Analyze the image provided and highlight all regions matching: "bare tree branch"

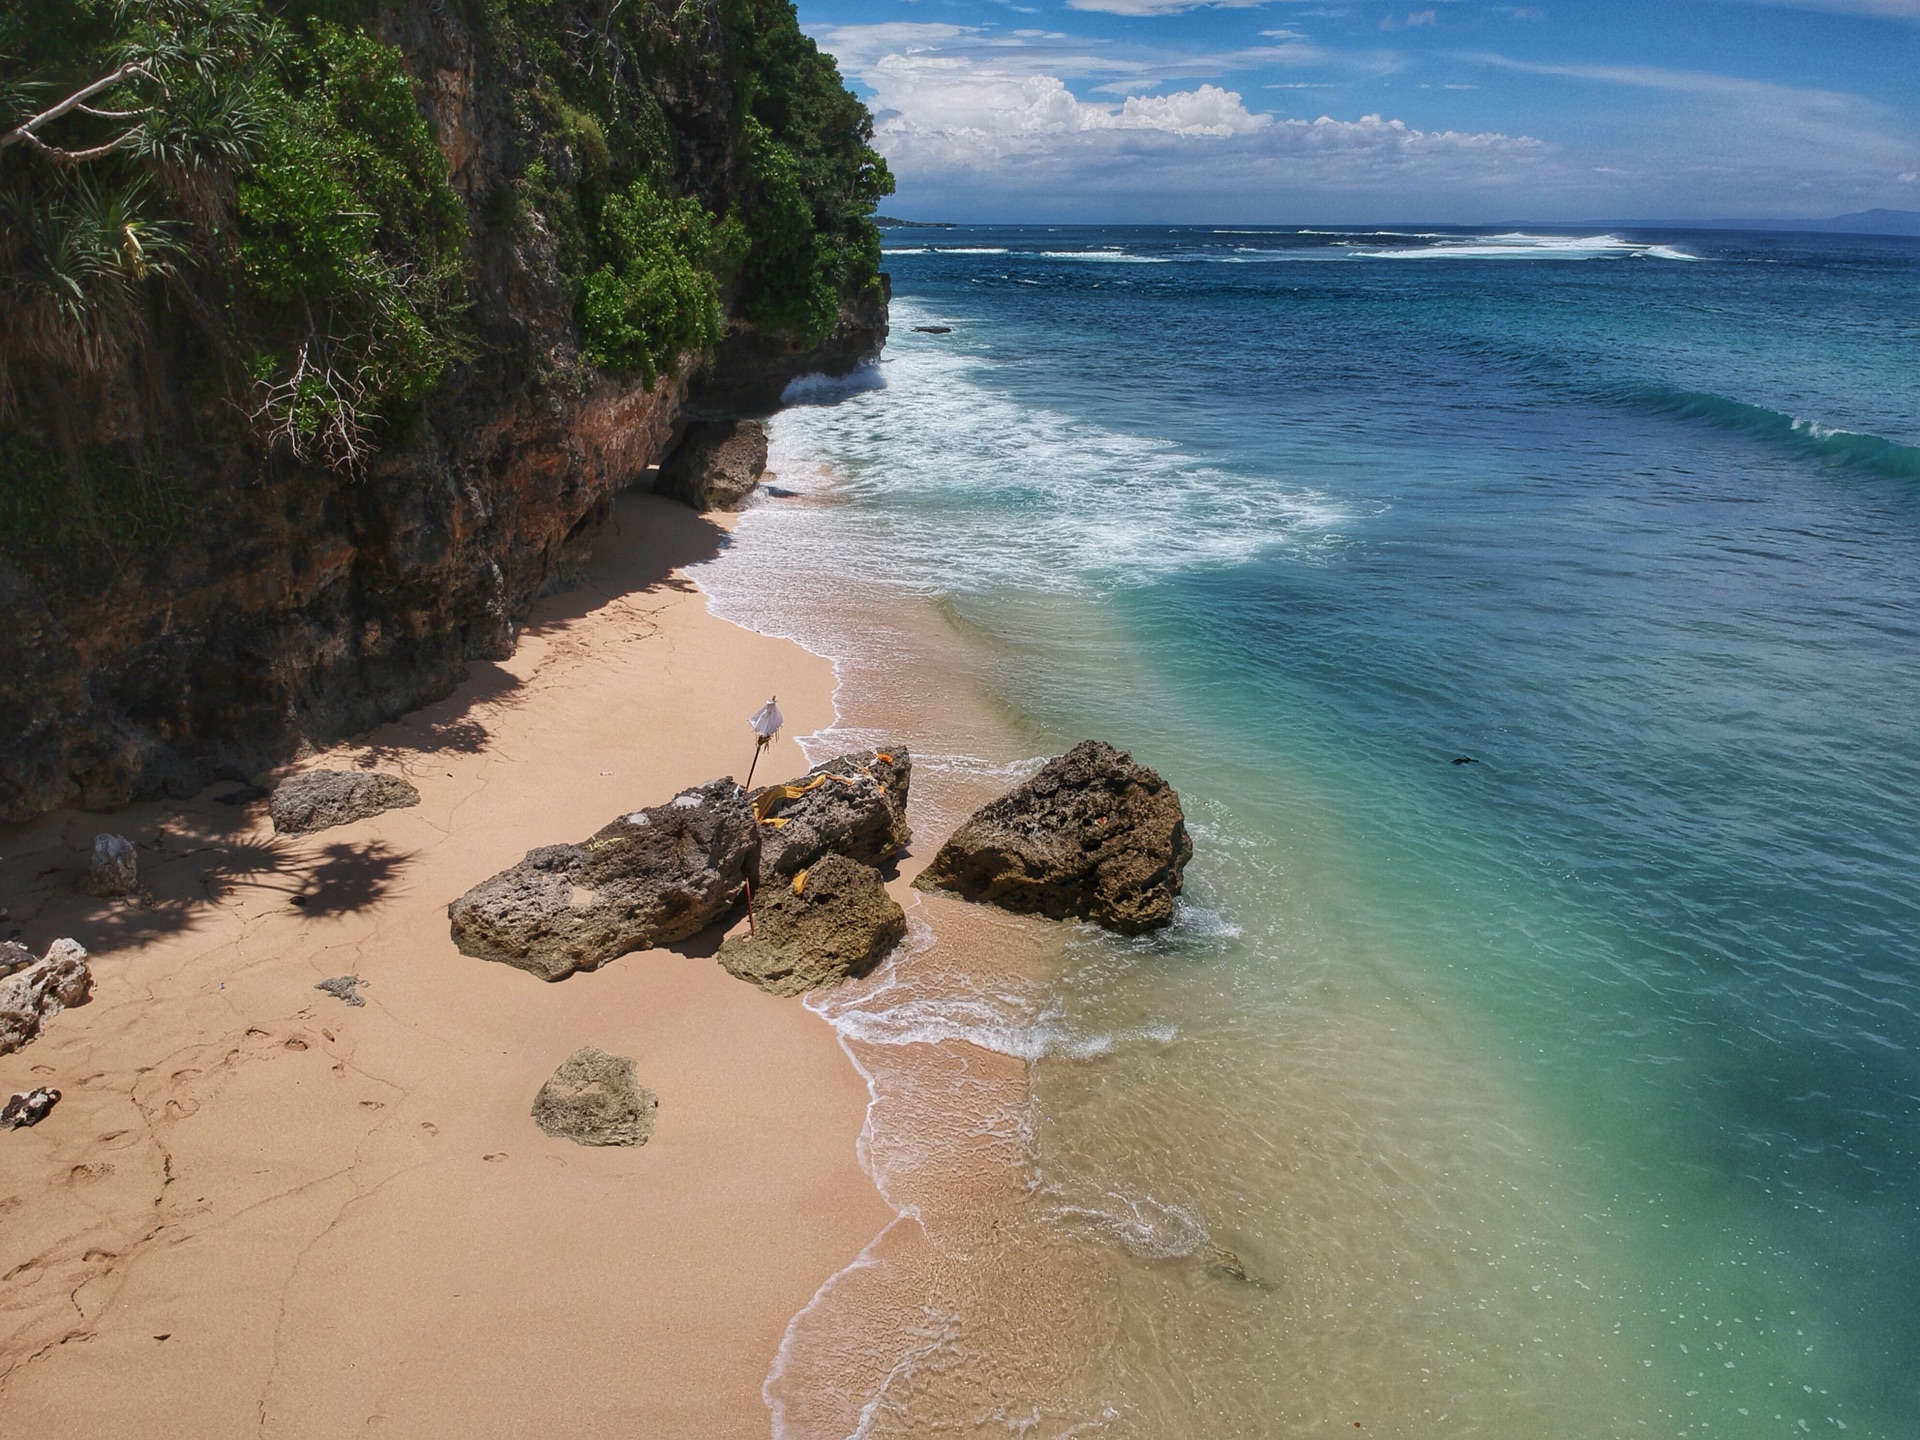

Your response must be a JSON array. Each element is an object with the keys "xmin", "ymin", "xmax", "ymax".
[{"xmin": 1, "ymin": 62, "xmax": 159, "ymax": 152}]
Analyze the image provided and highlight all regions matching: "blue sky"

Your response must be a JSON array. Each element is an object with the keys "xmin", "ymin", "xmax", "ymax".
[{"xmin": 794, "ymin": 0, "xmax": 1920, "ymax": 222}]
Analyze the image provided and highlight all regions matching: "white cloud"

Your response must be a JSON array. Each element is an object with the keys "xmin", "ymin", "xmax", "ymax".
[
  {"xmin": 862, "ymin": 54, "xmax": 1271, "ymax": 165},
  {"xmin": 818, "ymin": 21, "xmax": 1329, "ymax": 90}
]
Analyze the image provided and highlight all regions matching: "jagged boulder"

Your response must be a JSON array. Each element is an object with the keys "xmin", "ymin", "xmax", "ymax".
[
  {"xmin": 720, "ymin": 854, "xmax": 906, "ymax": 997},
  {"xmin": 655, "ymin": 419, "xmax": 768, "ymax": 511},
  {"xmin": 531, "ymin": 1047, "xmax": 657, "ymax": 1146},
  {"xmin": 753, "ymin": 747, "xmax": 912, "ymax": 883},
  {"xmin": 0, "ymin": 938, "xmax": 93, "ymax": 1057},
  {"xmin": 270, "ymin": 770, "xmax": 421, "ymax": 836},
  {"xmin": 0, "ymin": 940, "xmax": 34, "ymax": 978},
  {"xmin": 81, "ymin": 833, "xmax": 139, "ymax": 896},
  {"xmin": 915, "ymin": 740, "xmax": 1191, "ymax": 934},
  {"xmin": 448, "ymin": 779, "xmax": 758, "ymax": 981}
]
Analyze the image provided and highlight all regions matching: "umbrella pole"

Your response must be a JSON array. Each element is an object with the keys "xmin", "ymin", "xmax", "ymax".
[
  {"xmin": 745, "ymin": 735, "xmax": 768, "ymax": 791},
  {"xmin": 744, "ymin": 875, "xmax": 756, "ymax": 937}
]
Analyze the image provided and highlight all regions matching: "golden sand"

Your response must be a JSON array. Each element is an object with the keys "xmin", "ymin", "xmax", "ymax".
[{"xmin": 0, "ymin": 493, "xmax": 894, "ymax": 1439}]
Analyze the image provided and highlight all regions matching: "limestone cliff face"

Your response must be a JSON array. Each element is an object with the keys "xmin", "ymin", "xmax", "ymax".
[{"xmin": 0, "ymin": 5, "xmax": 886, "ymax": 824}]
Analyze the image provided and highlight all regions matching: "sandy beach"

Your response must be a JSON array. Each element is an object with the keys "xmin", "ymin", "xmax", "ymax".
[{"xmin": 0, "ymin": 492, "xmax": 896, "ymax": 1438}]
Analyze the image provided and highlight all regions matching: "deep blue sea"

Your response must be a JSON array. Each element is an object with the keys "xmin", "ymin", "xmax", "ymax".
[{"xmin": 698, "ymin": 225, "xmax": 1920, "ymax": 1438}]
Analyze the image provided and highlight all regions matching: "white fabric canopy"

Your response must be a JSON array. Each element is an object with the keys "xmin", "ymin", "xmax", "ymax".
[{"xmin": 750, "ymin": 698, "xmax": 784, "ymax": 740}]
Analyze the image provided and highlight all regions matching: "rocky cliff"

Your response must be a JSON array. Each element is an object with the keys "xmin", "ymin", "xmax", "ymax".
[{"xmin": 0, "ymin": 1, "xmax": 888, "ymax": 823}]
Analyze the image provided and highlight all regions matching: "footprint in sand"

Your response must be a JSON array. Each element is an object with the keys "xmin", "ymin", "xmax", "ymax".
[
  {"xmin": 283, "ymin": 1037, "xmax": 308, "ymax": 1051},
  {"xmin": 358, "ymin": 1100, "xmax": 385, "ymax": 1110},
  {"xmin": 482, "ymin": 1152, "xmax": 507, "ymax": 1163},
  {"xmin": 69, "ymin": 1163, "xmax": 113, "ymax": 1184}
]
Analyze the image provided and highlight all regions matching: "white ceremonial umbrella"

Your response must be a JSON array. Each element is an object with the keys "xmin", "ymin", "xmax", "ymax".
[{"xmin": 745, "ymin": 697, "xmax": 783, "ymax": 789}]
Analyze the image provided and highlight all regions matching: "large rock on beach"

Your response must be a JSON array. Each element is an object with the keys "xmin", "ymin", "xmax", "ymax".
[
  {"xmin": 915, "ymin": 740, "xmax": 1191, "ymax": 934},
  {"xmin": 655, "ymin": 419, "xmax": 768, "ymax": 512},
  {"xmin": 447, "ymin": 779, "xmax": 757, "ymax": 981},
  {"xmin": 720, "ymin": 854, "xmax": 906, "ymax": 997},
  {"xmin": 270, "ymin": 770, "xmax": 420, "ymax": 836},
  {"xmin": 81, "ymin": 833, "xmax": 139, "ymax": 896},
  {"xmin": 753, "ymin": 747, "xmax": 912, "ymax": 883},
  {"xmin": 0, "ymin": 939, "xmax": 93, "ymax": 1057},
  {"xmin": 531, "ymin": 1046, "xmax": 658, "ymax": 1147}
]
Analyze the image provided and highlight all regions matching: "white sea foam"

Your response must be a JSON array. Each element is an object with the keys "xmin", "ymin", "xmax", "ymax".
[
  {"xmin": 697, "ymin": 302, "xmax": 1350, "ymax": 616},
  {"xmin": 820, "ymin": 984, "xmax": 1178, "ymax": 1064},
  {"xmin": 1049, "ymin": 1188, "xmax": 1210, "ymax": 1259},
  {"xmin": 780, "ymin": 362, "xmax": 887, "ymax": 406},
  {"xmin": 1357, "ymin": 231, "xmax": 1700, "ymax": 261},
  {"xmin": 1036, "ymin": 250, "xmax": 1172, "ymax": 264}
]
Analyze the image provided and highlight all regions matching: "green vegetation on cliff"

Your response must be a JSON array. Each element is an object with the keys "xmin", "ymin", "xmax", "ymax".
[{"xmin": 1, "ymin": 0, "xmax": 890, "ymax": 568}]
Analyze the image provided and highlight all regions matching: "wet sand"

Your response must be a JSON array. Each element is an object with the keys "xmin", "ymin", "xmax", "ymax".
[{"xmin": 0, "ymin": 492, "xmax": 894, "ymax": 1439}]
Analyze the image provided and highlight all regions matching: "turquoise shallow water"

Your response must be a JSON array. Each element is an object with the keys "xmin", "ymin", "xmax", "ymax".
[{"xmin": 699, "ymin": 225, "xmax": 1920, "ymax": 1437}]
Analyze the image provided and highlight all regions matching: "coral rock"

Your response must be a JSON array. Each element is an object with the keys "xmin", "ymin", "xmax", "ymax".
[
  {"xmin": 270, "ymin": 770, "xmax": 421, "ymax": 836},
  {"xmin": 0, "ymin": 938, "xmax": 93, "ymax": 1057},
  {"xmin": 531, "ymin": 1047, "xmax": 657, "ymax": 1147},
  {"xmin": 720, "ymin": 854, "xmax": 906, "ymax": 997},
  {"xmin": 82, "ymin": 833, "xmax": 139, "ymax": 896},
  {"xmin": 915, "ymin": 740, "xmax": 1191, "ymax": 934},
  {"xmin": 448, "ymin": 779, "xmax": 758, "ymax": 981},
  {"xmin": 655, "ymin": 420, "xmax": 768, "ymax": 512},
  {"xmin": 0, "ymin": 941, "xmax": 34, "ymax": 978},
  {"xmin": 752, "ymin": 747, "xmax": 912, "ymax": 883}
]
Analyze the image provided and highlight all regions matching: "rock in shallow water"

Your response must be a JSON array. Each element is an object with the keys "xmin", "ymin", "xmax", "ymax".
[
  {"xmin": 719, "ymin": 853, "xmax": 907, "ymax": 997},
  {"xmin": 0, "ymin": 938, "xmax": 93, "ymax": 1057},
  {"xmin": 270, "ymin": 770, "xmax": 420, "ymax": 836},
  {"xmin": 531, "ymin": 1047, "xmax": 657, "ymax": 1146},
  {"xmin": 752, "ymin": 747, "xmax": 912, "ymax": 884},
  {"xmin": 447, "ymin": 779, "xmax": 758, "ymax": 981},
  {"xmin": 914, "ymin": 740, "xmax": 1191, "ymax": 934}
]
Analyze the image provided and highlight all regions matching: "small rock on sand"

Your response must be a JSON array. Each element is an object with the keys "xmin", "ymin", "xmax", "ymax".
[
  {"xmin": 270, "ymin": 770, "xmax": 421, "ymax": 836},
  {"xmin": 315, "ymin": 975, "xmax": 365, "ymax": 1007},
  {"xmin": 719, "ymin": 853, "xmax": 907, "ymax": 997},
  {"xmin": 915, "ymin": 739, "xmax": 1192, "ymax": 934},
  {"xmin": 531, "ymin": 1047, "xmax": 658, "ymax": 1146},
  {"xmin": 2, "ymin": 1087, "xmax": 61, "ymax": 1129},
  {"xmin": 81, "ymin": 833, "xmax": 138, "ymax": 897}
]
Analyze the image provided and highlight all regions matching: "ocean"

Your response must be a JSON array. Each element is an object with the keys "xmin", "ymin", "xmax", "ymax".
[{"xmin": 693, "ymin": 225, "xmax": 1920, "ymax": 1438}]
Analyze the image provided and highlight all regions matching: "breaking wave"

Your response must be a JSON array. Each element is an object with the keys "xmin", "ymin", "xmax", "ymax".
[
  {"xmin": 1358, "ymin": 231, "xmax": 1700, "ymax": 261},
  {"xmin": 1623, "ymin": 384, "xmax": 1920, "ymax": 480}
]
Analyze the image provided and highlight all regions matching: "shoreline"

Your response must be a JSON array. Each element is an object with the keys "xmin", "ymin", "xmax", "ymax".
[{"xmin": 0, "ymin": 492, "xmax": 896, "ymax": 1437}]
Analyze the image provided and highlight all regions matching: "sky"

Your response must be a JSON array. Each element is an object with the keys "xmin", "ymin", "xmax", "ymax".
[{"xmin": 793, "ymin": 0, "xmax": 1920, "ymax": 223}]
